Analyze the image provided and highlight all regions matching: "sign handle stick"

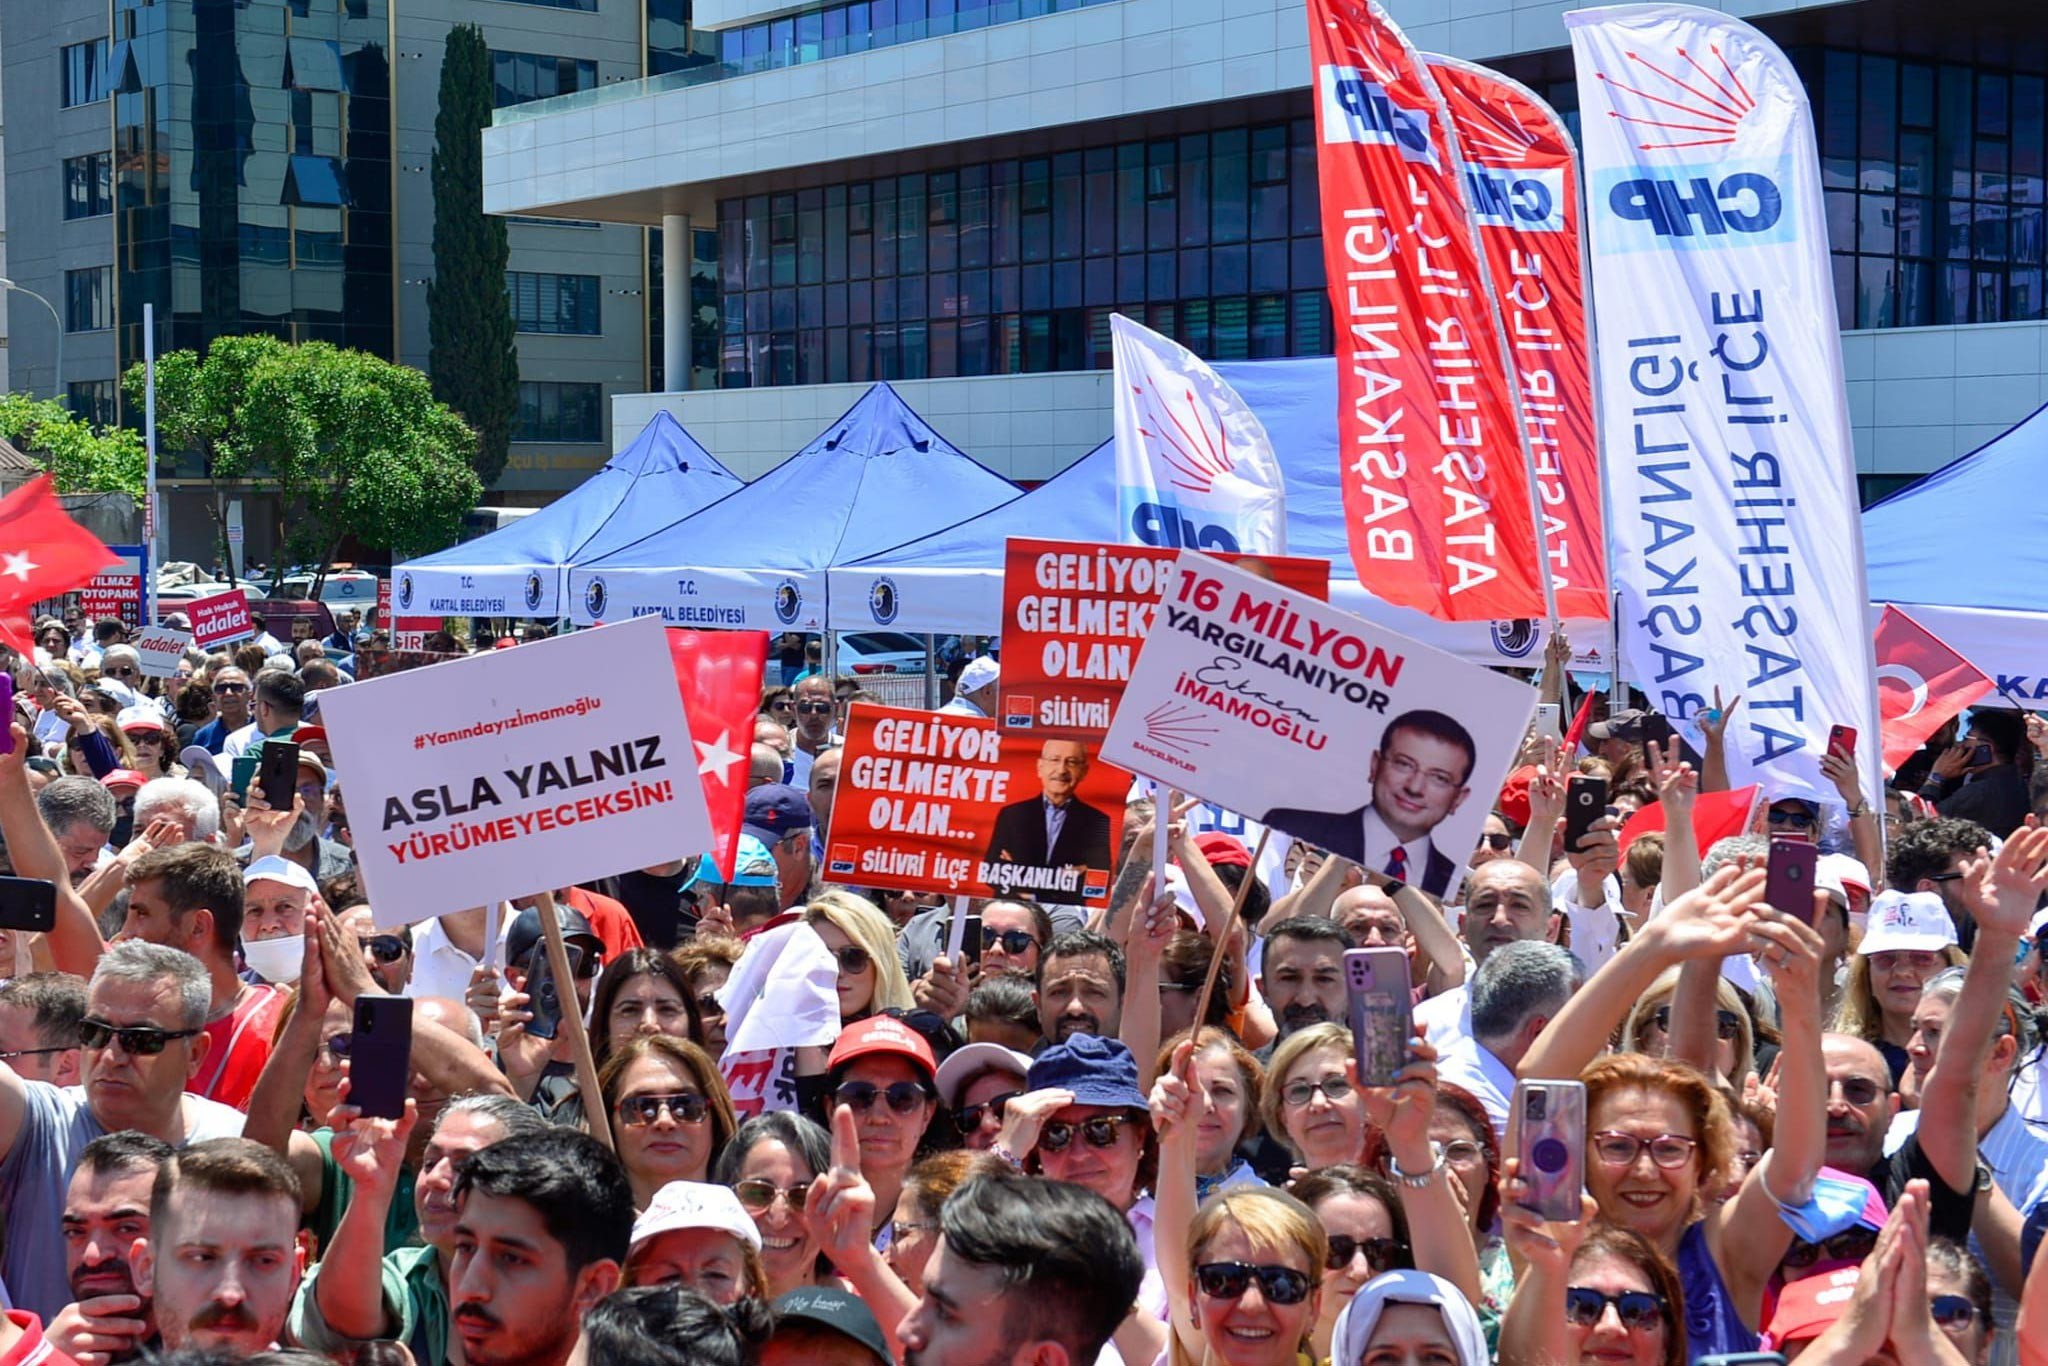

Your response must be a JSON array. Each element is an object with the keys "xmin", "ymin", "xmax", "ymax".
[
  {"xmin": 1187, "ymin": 826, "xmax": 1272, "ymax": 1043},
  {"xmin": 535, "ymin": 890, "xmax": 613, "ymax": 1152},
  {"xmin": 945, "ymin": 894, "xmax": 971, "ymax": 962},
  {"xmin": 1151, "ymin": 786, "xmax": 1172, "ymax": 903}
]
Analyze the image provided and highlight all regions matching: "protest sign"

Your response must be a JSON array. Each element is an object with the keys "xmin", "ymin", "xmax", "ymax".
[
  {"xmin": 188, "ymin": 589, "xmax": 256, "ymax": 649},
  {"xmin": 1101, "ymin": 553, "xmax": 1534, "ymax": 901},
  {"xmin": 317, "ymin": 613, "xmax": 713, "ymax": 928},
  {"xmin": 81, "ymin": 545, "xmax": 149, "ymax": 630},
  {"xmin": 1000, "ymin": 538, "xmax": 1330, "ymax": 741},
  {"xmin": 826, "ymin": 703, "xmax": 1128, "ymax": 907},
  {"xmin": 133, "ymin": 626, "xmax": 193, "ymax": 678}
]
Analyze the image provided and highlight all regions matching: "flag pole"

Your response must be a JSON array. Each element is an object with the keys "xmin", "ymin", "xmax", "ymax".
[{"xmin": 144, "ymin": 303, "xmax": 159, "ymax": 628}]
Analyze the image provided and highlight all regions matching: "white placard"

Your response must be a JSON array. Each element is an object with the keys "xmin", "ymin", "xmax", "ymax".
[
  {"xmin": 318, "ymin": 614, "xmax": 714, "ymax": 928},
  {"xmin": 1102, "ymin": 553, "xmax": 1535, "ymax": 902},
  {"xmin": 132, "ymin": 627, "xmax": 193, "ymax": 679}
]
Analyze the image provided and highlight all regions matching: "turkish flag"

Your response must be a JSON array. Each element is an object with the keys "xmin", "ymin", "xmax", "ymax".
[
  {"xmin": 0, "ymin": 476, "xmax": 118, "ymax": 654},
  {"xmin": 1619, "ymin": 786, "xmax": 1761, "ymax": 859},
  {"xmin": 1874, "ymin": 606, "xmax": 1992, "ymax": 772},
  {"xmin": 666, "ymin": 628, "xmax": 769, "ymax": 880}
]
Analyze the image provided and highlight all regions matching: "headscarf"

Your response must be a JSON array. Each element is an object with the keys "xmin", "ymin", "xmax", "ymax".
[{"xmin": 1331, "ymin": 1270, "xmax": 1489, "ymax": 1366}]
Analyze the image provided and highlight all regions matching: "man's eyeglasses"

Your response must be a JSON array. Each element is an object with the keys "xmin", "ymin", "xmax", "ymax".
[
  {"xmin": 982, "ymin": 928, "xmax": 1039, "ymax": 956},
  {"xmin": 1474, "ymin": 832, "xmax": 1512, "ymax": 851},
  {"xmin": 1929, "ymin": 1295, "xmax": 1980, "ymax": 1329},
  {"xmin": 0, "ymin": 1045, "xmax": 72, "ymax": 1062},
  {"xmin": 78, "ymin": 1018, "xmax": 202, "ymax": 1056},
  {"xmin": 360, "ymin": 935, "xmax": 408, "ymax": 964},
  {"xmin": 1782, "ymin": 1224, "xmax": 1879, "ymax": 1269},
  {"xmin": 951, "ymin": 1091, "xmax": 1020, "ymax": 1136},
  {"xmin": 1767, "ymin": 807, "xmax": 1817, "ymax": 830},
  {"xmin": 1590, "ymin": 1131, "xmax": 1699, "ymax": 1170},
  {"xmin": 1038, "ymin": 1115, "xmax": 1134, "ymax": 1152},
  {"xmin": 1280, "ymin": 1074, "xmax": 1354, "ymax": 1108},
  {"xmin": 1827, "ymin": 1076, "xmax": 1886, "ymax": 1107},
  {"xmin": 616, "ymin": 1092, "xmax": 711, "ymax": 1126},
  {"xmin": 732, "ymin": 1179, "xmax": 811, "ymax": 1214},
  {"xmin": 832, "ymin": 1080, "xmax": 933, "ymax": 1115},
  {"xmin": 213, "ymin": 682, "xmax": 249, "ymax": 695},
  {"xmin": 1325, "ymin": 1235, "xmax": 1402, "ymax": 1273},
  {"xmin": 1193, "ymin": 1262, "xmax": 1312, "ymax": 1306},
  {"xmin": 796, "ymin": 701, "xmax": 834, "ymax": 716},
  {"xmin": 1562, "ymin": 1288, "xmax": 1667, "ymax": 1331},
  {"xmin": 1649, "ymin": 1006, "xmax": 1743, "ymax": 1041}
]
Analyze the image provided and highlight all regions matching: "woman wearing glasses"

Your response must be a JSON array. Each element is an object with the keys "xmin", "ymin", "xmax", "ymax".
[
  {"xmin": 1262, "ymin": 1023, "xmax": 1375, "ymax": 1175},
  {"xmin": 1622, "ymin": 968, "xmax": 1757, "ymax": 1088},
  {"xmin": 805, "ymin": 896, "xmax": 915, "ymax": 1024},
  {"xmin": 1360, "ymin": 1083, "xmax": 1509, "ymax": 1342},
  {"xmin": 713, "ymin": 1111, "xmax": 834, "ymax": 1298},
  {"xmin": 880, "ymin": 1149, "xmax": 1007, "ymax": 1297},
  {"xmin": 1289, "ymin": 1166, "xmax": 1412, "ymax": 1360},
  {"xmin": 1498, "ymin": 1207, "xmax": 1685, "ymax": 1366},
  {"xmin": 597, "ymin": 1034, "xmax": 740, "ymax": 1210},
  {"xmin": 819, "ymin": 1015, "xmax": 941, "ymax": 1247},
  {"xmin": 1832, "ymin": 890, "xmax": 1966, "ymax": 1085},
  {"xmin": 118, "ymin": 707, "xmax": 185, "ymax": 778}
]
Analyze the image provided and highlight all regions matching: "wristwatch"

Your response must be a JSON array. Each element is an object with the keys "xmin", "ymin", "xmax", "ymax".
[{"xmin": 1388, "ymin": 1142, "xmax": 1447, "ymax": 1189}]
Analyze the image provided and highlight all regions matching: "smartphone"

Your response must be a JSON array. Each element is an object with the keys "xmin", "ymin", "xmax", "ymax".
[
  {"xmin": 1563, "ymin": 775, "xmax": 1608, "ymax": 855},
  {"xmin": 0, "ymin": 877, "xmax": 57, "ymax": 934},
  {"xmin": 522, "ymin": 943, "xmax": 582, "ymax": 1041},
  {"xmin": 1533, "ymin": 702, "xmax": 1562, "ymax": 738},
  {"xmin": 1345, "ymin": 947, "xmax": 1412, "ymax": 1088},
  {"xmin": 1766, "ymin": 838, "xmax": 1820, "ymax": 924},
  {"xmin": 1514, "ymin": 1079, "xmax": 1586, "ymax": 1222},
  {"xmin": 1826, "ymin": 725, "xmax": 1857, "ymax": 761},
  {"xmin": 231, "ymin": 753, "xmax": 261, "ymax": 802},
  {"xmin": 256, "ymin": 740, "xmax": 300, "ymax": 812},
  {"xmin": 959, "ymin": 913, "xmax": 982, "ymax": 968},
  {"xmin": 0, "ymin": 675, "xmax": 13, "ymax": 755},
  {"xmin": 348, "ymin": 996, "xmax": 413, "ymax": 1121}
]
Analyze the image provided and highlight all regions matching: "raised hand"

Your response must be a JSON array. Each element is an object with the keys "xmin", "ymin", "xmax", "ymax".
[
  {"xmin": 805, "ymin": 1103, "xmax": 879, "ymax": 1267},
  {"xmin": 1148, "ymin": 1039, "xmax": 1197, "ymax": 1142},
  {"xmin": 1648, "ymin": 738, "xmax": 1697, "ymax": 817},
  {"xmin": 243, "ymin": 788, "xmax": 306, "ymax": 861},
  {"xmin": 1498, "ymin": 1155, "xmax": 1598, "ymax": 1275},
  {"xmin": 993, "ymin": 1087, "xmax": 1075, "ymax": 1160},
  {"xmin": 1964, "ymin": 822, "xmax": 2048, "ymax": 938},
  {"xmin": 1358, "ymin": 1036, "xmax": 1438, "ymax": 1165},
  {"xmin": 330, "ymin": 1087, "xmax": 419, "ymax": 1199},
  {"xmin": 1696, "ymin": 688, "xmax": 1741, "ymax": 748},
  {"xmin": 1644, "ymin": 865, "xmax": 1767, "ymax": 961},
  {"xmin": 1818, "ymin": 746, "xmax": 1865, "ymax": 808},
  {"xmin": 1128, "ymin": 891, "xmax": 1179, "ymax": 965},
  {"xmin": 695, "ymin": 900, "xmax": 738, "ymax": 941},
  {"xmin": 118, "ymin": 815, "xmax": 186, "ymax": 862},
  {"xmin": 912, "ymin": 954, "xmax": 973, "ymax": 1019}
]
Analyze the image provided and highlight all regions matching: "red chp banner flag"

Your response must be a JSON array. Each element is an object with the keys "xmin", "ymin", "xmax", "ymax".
[
  {"xmin": 1308, "ymin": 0, "xmax": 1548, "ymax": 622},
  {"xmin": 0, "ymin": 476, "xmax": 118, "ymax": 653},
  {"xmin": 666, "ymin": 628, "xmax": 769, "ymax": 879},
  {"xmin": 1426, "ymin": 56, "xmax": 1608, "ymax": 622},
  {"xmin": 1873, "ymin": 606, "xmax": 1993, "ymax": 772}
]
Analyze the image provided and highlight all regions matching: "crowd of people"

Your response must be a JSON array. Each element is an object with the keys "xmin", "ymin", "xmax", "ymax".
[{"xmin": 3, "ymin": 610, "xmax": 2048, "ymax": 1366}]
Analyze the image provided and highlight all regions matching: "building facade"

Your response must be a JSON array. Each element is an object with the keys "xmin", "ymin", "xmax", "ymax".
[
  {"xmin": 481, "ymin": 0, "xmax": 2048, "ymax": 504},
  {"xmin": 0, "ymin": 0, "xmax": 683, "ymax": 561}
]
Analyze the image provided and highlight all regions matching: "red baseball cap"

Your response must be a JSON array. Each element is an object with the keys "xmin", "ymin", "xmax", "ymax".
[
  {"xmin": 1192, "ymin": 831, "xmax": 1252, "ymax": 869},
  {"xmin": 102, "ymin": 769, "xmax": 149, "ymax": 793},
  {"xmin": 494, "ymin": 637, "xmax": 518, "ymax": 650},
  {"xmin": 827, "ymin": 1015, "xmax": 936, "ymax": 1080},
  {"xmin": 1496, "ymin": 766, "xmax": 1536, "ymax": 827},
  {"xmin": 1761, "ymin": 1266, "xmax": 1860, "ymax": 1350}
]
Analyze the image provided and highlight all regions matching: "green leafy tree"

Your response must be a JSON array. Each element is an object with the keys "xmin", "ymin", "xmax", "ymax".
[
  {"xmin": 428, "ymin": 23, "xmax": 519, "ymax": 489},
  {"xmin": 0, "ymin": 394, "xmax": 148, "ymax": 496},
  {"xmin": 125, "ymin": 337, "xmax": 483, "ymax": 584}
]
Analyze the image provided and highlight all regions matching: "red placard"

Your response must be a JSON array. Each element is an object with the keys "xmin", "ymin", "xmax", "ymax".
[
  {"xmin": 826, "ymin": 703, "xmax": 1128, "ymax": 907},
  {"xmin": 189, "ymin": 589, "xmax": 256, "ymax": 649},
  {"xmin": 999, "ymin": 537, "xmax": 1331, "ymax": 741}
]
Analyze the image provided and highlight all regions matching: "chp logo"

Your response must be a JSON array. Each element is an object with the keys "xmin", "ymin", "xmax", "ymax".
[
  {"xmin": 828, "ymin": 843, "xmax": 858, "ymax": 876},
  {"xmin": 868, "ymin": 576, "xmax": 900, "ymax": 626},
  {"xmin": 524, "ymin": 571, "xmax": 544, "ymax": 612},
  {"xmin": 773, "ymin": 578, "xmax": 803, "ymax": 626},
  {"xmin": 396, "ymin": 573, "xmax": 414, "ymax": 610},
  {"xmin": 584, "ymin": 576, "xmax": 608, "ymax": 620},
  {"xmin": 1490, "ymin": 619, "xmax": 1540, "ymax": 660},
  {"xmin": 1317, "ymin": 67, "xmax": 1437, "ymax": 165}
]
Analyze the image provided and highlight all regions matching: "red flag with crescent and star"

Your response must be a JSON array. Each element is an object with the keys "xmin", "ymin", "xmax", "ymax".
[
  {"xmin": 666, "ymin": 628, "xmax": 769, "ymax": 880},
  {"xmin": 1873, "ymin": 605, "xmax": 1992, "ymax": 773},
  {"xmin": 0, "ymin": 476, "xmax": 119, "ymax": 654}
]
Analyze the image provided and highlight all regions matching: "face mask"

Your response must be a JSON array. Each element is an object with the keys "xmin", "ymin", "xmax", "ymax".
[{"xmin": 241, "ymin": 934, "xmax": 303, "ymax": 985}]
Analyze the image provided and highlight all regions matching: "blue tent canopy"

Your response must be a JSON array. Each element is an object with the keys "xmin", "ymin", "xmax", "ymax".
[
  {"xmin": 567, "ymin": 383, "xmax": 1019, "ymax": 632},
  {"xmin": 396, "ymin": 411, "xmax": 742, "ymax": 619}
]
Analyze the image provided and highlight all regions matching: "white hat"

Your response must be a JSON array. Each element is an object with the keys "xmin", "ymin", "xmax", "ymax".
[
  {"xmin": 1858, "ymin": 890, "xmax": 1958, "ymax": 956},
  {"xmin": 956, "ymin": 655, "xmax": 1000, "ymax": 694},
  {"xmin": 117, "ymin": 705, "xmax": 170, "ymax": 735},
  {"xmin": 2028, "ymin": 905, "xmax": 2048, "ymax": 941},
  {"xmin": 1817, "ymin": 854, "xmax": 1870, "ymax": 899},
  {"xmin": 933, "ymin": 1042, "xmax": 1033, "ymax": 1107},
  {"xmin": 244, "ymin": 855, "xmax": 319, "ymax": 894},
  {"xmin": 630, "ymin": 1181, "xmax": 761, "ymax": 1253}
]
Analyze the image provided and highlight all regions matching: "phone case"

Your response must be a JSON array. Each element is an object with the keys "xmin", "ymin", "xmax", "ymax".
[
  {"xmin": 348, "ymin": 997, "xmax": 413, "ymax": 1121},
  {"xmin": 523, "ymin": 944, "xmax": 579, "ymax": 1040},
  {"xmin": 1515, "ymin": 1079, "xmax": 1586, "ymax": 1222},
  {"xmin": 1345, "ymin": 947, "xmax": 1412, "ymax": 1088},
  {"xmin": 0, "ymin": 878, "xmax": 58, "ymax": 934},
  {"xmin": 960, "ymin": 915, "xmax": 982, "ymax": 967},
  {"xmin": 1766, "ymin": 839, "xmax": 1820, "ymax": 923},
  {"xmin": 0, "ymin": 676, "xmax": 13, "ymax": 755},
  {"xmin": 257, "ymin": 741, "xmax": 300, "ymax": 812},
  {"xmin": 1827, "ymin": 725, "xmax": 1857, "ymax": 758},
  {"xmin": 1563, "ymin": 776, "xmax": 1607, "ymax": 854}
]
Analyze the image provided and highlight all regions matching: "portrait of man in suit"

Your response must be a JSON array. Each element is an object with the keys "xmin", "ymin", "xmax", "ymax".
[
  {"xmin": 983, "ymin": 738, "xmax": 1115, "ymax": 902},
  {"xmin": 1262, "ymin": 709, "xmax": 1476, "ymax": 897}
]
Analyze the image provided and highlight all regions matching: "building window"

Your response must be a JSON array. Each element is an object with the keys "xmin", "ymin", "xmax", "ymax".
[
  {"xmin": 714, "ymin": 119, "xmax": 1333, "ymax": 387},
  {"xmin": 64, "ymin": 153, "xmax": 113, "ymax": 219},
  {"xmin": 493, "ymin": 0, "xmax": 597, "ymax": 10},
  {"xmin": 61, "ymin": 40, "xmax": 109, "ymax": 107},
  {"xmin": 507, "ymin": 272, "xmax": 602, "ymax": 334},
  {"xmin": 65, "ymin": 267, "xmax": 113, "ymax": 333},
  {"xmin": 490, "ymin": 51, "xmax": 599, "ymax": 108},
  {"xmin": 514, "ymin": 381, "xmax": 603, "ymax": 443},
  {"xmin": 67, "ymin": 381, "xmax": 116, "ymax": 427}
]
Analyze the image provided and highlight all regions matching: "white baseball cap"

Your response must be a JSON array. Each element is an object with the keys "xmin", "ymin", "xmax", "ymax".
[
  {"xmin": 630, "ymin": 1181, "xmax": 761, "ymax": 1253},
  {"xmin": 1857, "ymin": 890, "xmax": 1958, "ymax": 956},
  {"xmin": 934, "ymin": 1042, "xmax": 1033, "ymax": 1107},
  {"xmin": 1817, "ymin": 854, "xmax": 1870, "ymax": 901},
  {"xmin": 244, "ymin": 855, "xmax": 319, "ymax": 894},
  {"xmin": 956, "ymin": 655, "xmax": 1000, "ymax": 693}
]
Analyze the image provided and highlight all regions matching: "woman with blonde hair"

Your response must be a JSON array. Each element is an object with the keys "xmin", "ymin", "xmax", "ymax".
[
  {"xmin": 1830, "ymin": 890, "xmax": 1967, "ymax": 1083},
  {"xmin": 1622, "ymin": 967, "xmax": 1756, "ymax": 1088},
  {"xmin": 1261, "ymin": 1023, "xmax": 1374, "ymax": 1175},
  {"xmin": 598, "ymin": 1034, "xmax": 741, "ymax": 1209},
  {"xmin": 1173, "ymin": 1187, "xmax": 1328, "ymax": 1366},
  {"xmin": 806, "ymin": 892, "xmax": 914, "ymax": 1022}
]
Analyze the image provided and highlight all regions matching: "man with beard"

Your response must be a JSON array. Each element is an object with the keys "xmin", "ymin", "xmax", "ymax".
[
  {"xmin": 1256, "ymin": 917, "xmax": 1355, "ymax": 1045},
  {"xmin": 49, "ymin": 1132, "xmax": 173, "ymax": 1365},
  {"xmin": 448, "ymin": 1128, "xmax": 634, "ymax": 1366},
  {"xmin": 1413, "ymin": 859, "xmax": 1556, "ymax": 1055},
  {"xmin": 1035, "ymin": 932, "xmax": 1124, "ymax": 1046},
  {"xmin": 221, "ymin": 670, "xmax": 304, "ymax": 763},
  {"xmin": 289, "ymin": 1094, "xmax": 547, "ymax": 1366},
  {"xmin": 130, "ymin": 1138, "xmax": 303, "ymax": 1357}
]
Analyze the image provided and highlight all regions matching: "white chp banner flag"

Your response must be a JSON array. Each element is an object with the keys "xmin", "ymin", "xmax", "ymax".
[
  {"xmin": 1567, "ymin": 4, "xmax": 1878, "ymax": 805},
  {"xmin": 1112, "ymin": 313, "xmax": 1287, "ymax": 555}
]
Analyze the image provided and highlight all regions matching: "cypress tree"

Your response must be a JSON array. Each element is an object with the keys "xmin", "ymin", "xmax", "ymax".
[{"xmin": 428, "ymin": 24, "xmax": 519, "ymax": 489}]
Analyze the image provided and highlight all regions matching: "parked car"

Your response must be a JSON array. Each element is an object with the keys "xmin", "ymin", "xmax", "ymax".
[
  {"xmin": 275, "ymin": 568, "xmax": 383, "ymax": 608},
  {"xmin": 836, "ymin": 630, "xmax": 929, "ymax": 676}
]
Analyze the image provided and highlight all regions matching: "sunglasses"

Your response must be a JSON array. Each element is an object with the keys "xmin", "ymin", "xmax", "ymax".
[
  {"xmin": 1828, "ymin": 1076, "xmax": 1886, "ymax": 1107},
  {"xmin": 1474, "ymin": 832, "xmax": 1512, "ymax": 851},
  {"xmin": 982, "ymin": 928, "xmax": 1039, "ymax": 956},
  {"xmin": 832, "ymin": 945, "xmax": 873, "ymax": 975},
  {"xmin": 1281, "ymin": 1074, "xmax": 1354, "ymax": 1108},
  {"xmin": 1590, "ymin": 1131, "xmax": 1699, "ymax": 1170},
  {"xmin": 1767, "ymin": 807, "xmax": 1817, "ymax": 829},
  {"xmin": 1782, "ymin": 1224, "xmax": 1879, "ymax": 1269},
  {"xmin": 696, "ymin": 992, "xmax": 725, "ymax": 1017},
  {"xmin": 796, "ymin": 701, "xmax": 834, "ymax": 715},
  {"xmin": 0, "ymin": 1045, "xmax": 72, "ymax": 1062},
  {"xmin": 1929, "ymin": 1295, "xmax": 1979, "ymax": 1329},
  {"xmin": 213, "ymin": 682, "xmax": 249, "ymax": 694},
  {"xmin": 1649, "ymin": 1006, "xmax": 1743, "ymax": 1041},
  {"xmin": 79, "ymin": 1018, "xmax": 201, "ymax": 1056},
  {"xmin": 952, "ymin": 1090, "xmax": 1020, "ymax": 1136},
  {"xmin": 890, "ymin": 1219, "xmax": 937, "ymax": 1243},
  {"xmin": 360, "ymin": 935, "xmax": 408, "ymax": 964},
  {"xmin": 1039, "ymin": 1115, "xmax": 1135, "ymax": 1151},
  {"xmin": 616, "ymin": 1092, "xmax": 711, "ymax": 1126},
  {"xmin": 1193, "ymin": 1262, "xmax": 1313, "ymax": 1306},
  {"xmin": 321, "ymin": 1034, "xmax": 354, "ymax": 1065},
  {"xmin": 732, "ymin": 1179, "xmax": 811, "ymax": 1214},
  {"xmin": 1326, "ymin": 1235, "xmax": 1402, "ymax": 1273},
  {"xmin": 833, "ymin": 1080, "xmax": 933, "ymax": 1115},
  {"xmin": 1562, "ymin": 1288, "xmax": 1667, "ymax": 1331}
]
